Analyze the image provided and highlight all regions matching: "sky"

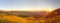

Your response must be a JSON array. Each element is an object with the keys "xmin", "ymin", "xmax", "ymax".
[{"xmin": 0, "ymin": 0, "xmax": 60, "ymax": 11}]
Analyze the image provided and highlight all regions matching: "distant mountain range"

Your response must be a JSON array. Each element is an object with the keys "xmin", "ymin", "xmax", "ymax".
[{"xmin": 0, "ymin": 11, "xmax": 48, "ymax": 18}]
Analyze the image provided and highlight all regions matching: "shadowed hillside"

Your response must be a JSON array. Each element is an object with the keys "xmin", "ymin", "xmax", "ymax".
[
  {"xmin": 46, "ymin": 8, "xmax": 60, "ymax": 23},
  {"xmin": 46, "ymin": 8, "xmax": 60, "ymax": 18}
]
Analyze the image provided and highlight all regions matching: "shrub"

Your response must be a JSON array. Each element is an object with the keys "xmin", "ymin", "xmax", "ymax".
[{"xmin": 0, "ymin": 15, "xmax": 28, "ymax": 23}]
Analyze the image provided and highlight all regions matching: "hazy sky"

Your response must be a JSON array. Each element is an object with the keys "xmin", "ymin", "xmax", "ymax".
[{"xmin": 0, "ymin": 0, "xmax": 60, "ymax": 11}]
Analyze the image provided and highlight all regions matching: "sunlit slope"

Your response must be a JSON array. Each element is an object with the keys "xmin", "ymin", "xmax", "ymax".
[{"xmin": 0, "ymin": 15, "xmax": 27, "ymax": 23}]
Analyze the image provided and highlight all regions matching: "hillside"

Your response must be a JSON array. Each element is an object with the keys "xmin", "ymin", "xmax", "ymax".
[{"xmin": 46, "ymin": 8, "xmax": 60, "ymax": 23}]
